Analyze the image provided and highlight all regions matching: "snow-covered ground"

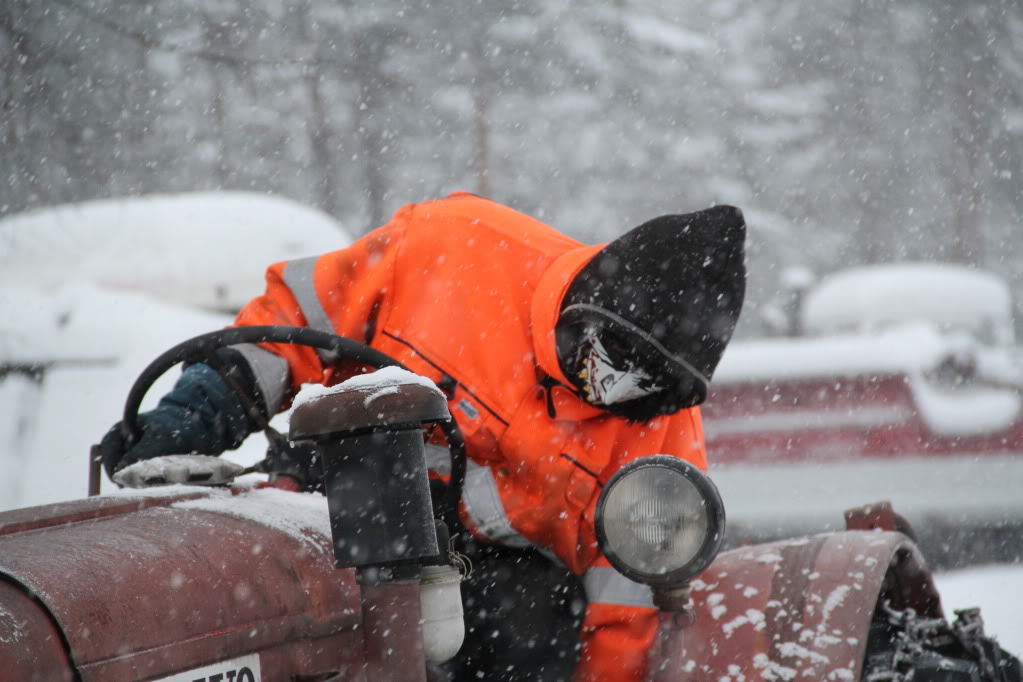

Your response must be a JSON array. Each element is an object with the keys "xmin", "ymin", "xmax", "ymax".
[{"xmin": 934, "ymin": 563, "xmax": 1023, "ymax": 657}]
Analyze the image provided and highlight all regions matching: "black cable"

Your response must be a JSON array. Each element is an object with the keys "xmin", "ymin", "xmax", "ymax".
[{"xmin": 121, "ymin": 325, "xmax": 467, "ymax": 522}]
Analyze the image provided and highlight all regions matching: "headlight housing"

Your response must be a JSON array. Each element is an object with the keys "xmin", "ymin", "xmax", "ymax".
[{"xmin": 595, "ymin": 455, "xmax": 725, "ymax": 588}]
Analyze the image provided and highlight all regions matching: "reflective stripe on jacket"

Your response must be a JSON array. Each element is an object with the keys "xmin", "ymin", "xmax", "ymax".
[{"xmin": 233, "ymin": 192, "xmax": 707, "ymax": 682}]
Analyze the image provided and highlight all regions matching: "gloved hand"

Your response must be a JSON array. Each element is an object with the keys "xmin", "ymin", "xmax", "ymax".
[{"xmin": 101, "ymin": 363, "xmax": 257, "ymax": 478}]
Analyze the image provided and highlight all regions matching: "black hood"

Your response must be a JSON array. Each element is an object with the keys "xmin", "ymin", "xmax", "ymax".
[{"xmin": 556, "ymin": 205, "xmax": 747, "ymax": 414}]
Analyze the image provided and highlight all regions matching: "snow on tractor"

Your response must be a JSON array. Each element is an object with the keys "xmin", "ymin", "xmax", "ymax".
[{"xmin": 0, "ymin": 327, "xmax": 1019, "ymax": 681}]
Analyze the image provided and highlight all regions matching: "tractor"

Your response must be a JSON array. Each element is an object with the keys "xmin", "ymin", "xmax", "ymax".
[{"xmin": 0, "ymin": 327, "xmax": 1018, "ymax": 681}]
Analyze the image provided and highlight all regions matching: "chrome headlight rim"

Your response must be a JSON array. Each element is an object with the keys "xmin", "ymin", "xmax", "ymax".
[{"xmin": 594, "ymin": 455, "xmax": 725, "ymax": 588}]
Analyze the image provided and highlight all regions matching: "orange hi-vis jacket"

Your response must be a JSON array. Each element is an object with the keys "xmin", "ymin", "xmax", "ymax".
[{"xmin": 231, "ymin": 192, "xmax": 708, "ymax": 682}]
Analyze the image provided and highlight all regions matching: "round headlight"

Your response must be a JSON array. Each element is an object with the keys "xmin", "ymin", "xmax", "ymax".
[{"xmin": 595, "ymin": 455, "xmax": 725, "ymax": 587}]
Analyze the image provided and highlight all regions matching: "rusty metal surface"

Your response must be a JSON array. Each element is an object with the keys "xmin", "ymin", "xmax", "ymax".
[
  {"xmin": 0, "ymin": 578, "xmax": 75, "ymax": 681},
  {"xmin": 845, "ymin": 500, "xmax": 903, "ymax": 532},
  {"xmin": 845, "ymin": 500, "xmax": 919, "ymax": 542},
  {"xmin": 360, "ymin": 582, "xmax": 427, "ymax": 682},
  {"xmin": 0, "ymin": 490, "xmax": 368, "ymax": 681},
  {"xmin": 0, "ymin": 491, "xmax": 208, "ymax": 537},
  {"xmin": 89, "ymin": 443, "xmax": 103, "ymax": 497},
  {"xmin": 646, "ymin": 530, "xmax": 942, "ymax": 681},
  {"xmin": 290, "ymin": 382, "xmax": 449, "ymax": 438}
]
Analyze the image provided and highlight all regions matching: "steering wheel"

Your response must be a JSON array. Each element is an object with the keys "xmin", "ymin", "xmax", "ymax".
[{"xmin": 119, "ymin": 325, "xmax": 467, "ymax": 522}]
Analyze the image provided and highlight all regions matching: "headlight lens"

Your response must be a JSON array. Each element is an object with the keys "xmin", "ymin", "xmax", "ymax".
[{"xmin": 595, "ymin": 455, "xmax": 725, "ymax": 587}]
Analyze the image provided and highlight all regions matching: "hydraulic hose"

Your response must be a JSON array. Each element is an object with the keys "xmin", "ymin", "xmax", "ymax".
[{"xmin": 121, "ymin": 325, "xmax": 466, "ymax": 522}]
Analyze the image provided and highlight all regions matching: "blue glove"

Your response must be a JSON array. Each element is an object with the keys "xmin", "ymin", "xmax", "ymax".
[{"xmin": 101, "ymin": 363, "xmax": 256, "ymax": 477}]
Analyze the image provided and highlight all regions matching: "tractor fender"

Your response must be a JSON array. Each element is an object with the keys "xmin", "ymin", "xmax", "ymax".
[
  {"xmin": 648, "ymin": 530, "xmax": 942, "ymax": 681},
  {"xmin": 0, "ymin": 578, "xmax": 75, "ymax": 681},
  {"xmin": 0, "ymin": 487, "xmax": 367, "ymax": 681}
]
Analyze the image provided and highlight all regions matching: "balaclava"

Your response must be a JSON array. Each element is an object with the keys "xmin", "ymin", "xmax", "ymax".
[{"xmin": 555, "ymin": 205, "xmax": 746, "ymax": 421}]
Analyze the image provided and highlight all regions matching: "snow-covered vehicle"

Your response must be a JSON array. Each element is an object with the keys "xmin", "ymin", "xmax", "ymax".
[
  {"xmin": 0, "ymin": 326, "xmax": 1019, "ymax": 681},
  {"xmin": 0, "ymin": 191, "xmax": 352, "ymax": 313},
  {"xmin": 703, "ymin": 264, "xmax": 1023, "ymax": 564},
  {"xmin": 0, "ymin": 191, "xmax": 351, "ymax": 512}
]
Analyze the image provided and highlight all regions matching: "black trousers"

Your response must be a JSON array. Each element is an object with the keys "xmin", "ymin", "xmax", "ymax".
[{"xmin": 439, "ymin": 534, "xmax": 586, "ymax": 682}]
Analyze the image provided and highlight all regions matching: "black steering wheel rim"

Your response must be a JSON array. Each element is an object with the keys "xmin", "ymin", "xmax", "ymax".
[{"xmin": 122, "ymin": 325, "xmax": 466, "ymax": 522}]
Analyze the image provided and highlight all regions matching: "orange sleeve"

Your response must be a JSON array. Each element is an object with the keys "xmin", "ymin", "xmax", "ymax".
[{"xmin": 233, "ymin": 215, "xmax": 408, "ymax": 398}]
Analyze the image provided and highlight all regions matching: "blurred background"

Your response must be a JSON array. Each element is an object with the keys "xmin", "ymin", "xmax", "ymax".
[{"xmin": 2, "ymin": 0, "xmax": 1022, "ymax": 336}]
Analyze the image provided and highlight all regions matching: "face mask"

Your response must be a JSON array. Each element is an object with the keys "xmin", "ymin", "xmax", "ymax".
[{"xmin": 575, "ymin": 328, "xmax": 662, "ymax": 406}]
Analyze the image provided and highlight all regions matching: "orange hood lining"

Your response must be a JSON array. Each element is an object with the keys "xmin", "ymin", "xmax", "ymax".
[{"xmin": 530, "ymin": 243, "xmax": 607, "ymax": 387}]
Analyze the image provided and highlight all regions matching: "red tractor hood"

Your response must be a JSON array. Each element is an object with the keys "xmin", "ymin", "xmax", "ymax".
[{"xmin": 0, "ymin": 487, "xmax": 363, "ymax": 681}]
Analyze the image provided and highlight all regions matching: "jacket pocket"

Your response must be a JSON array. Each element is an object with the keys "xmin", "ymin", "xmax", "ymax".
[{"xmin": 560, "ymin": 452, "xmax": 601, "ymax": 511}]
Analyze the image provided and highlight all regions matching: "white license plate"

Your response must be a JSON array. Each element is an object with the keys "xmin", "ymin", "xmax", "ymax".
[{"xmin": 152, "ymin": 653, "xmax": 261, "ymax": 682}]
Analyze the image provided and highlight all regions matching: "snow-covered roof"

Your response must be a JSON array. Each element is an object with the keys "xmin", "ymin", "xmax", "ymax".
[
  {"xmin": 802, "ymin": 263, "xmax": 1014, "ymax": 344},
  {"xmin": 714, "ymin": 323, "xmax": 961, "ymax": 383},
  {"xmin": 0, "ymin": 191, "xmax": 352, "ymax": 311}
]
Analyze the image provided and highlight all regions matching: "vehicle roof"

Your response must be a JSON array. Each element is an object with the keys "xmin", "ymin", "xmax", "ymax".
[
  {"xmin": 0, "ymin": 191, "xmax": 351, "ymax": 311},
  {"xmin": 802, "ymin": 263, "xmax": 1013, "ymax": 343}
]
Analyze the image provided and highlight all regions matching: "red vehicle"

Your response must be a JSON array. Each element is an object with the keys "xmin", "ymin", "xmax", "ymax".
[
  {"xmin": 0, "ymin": 327, "xmax": 1019, "ymax": 681},
  {"xmin": 701, "ymin": 265, "xmax": 1023, "ymax": 563}
]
